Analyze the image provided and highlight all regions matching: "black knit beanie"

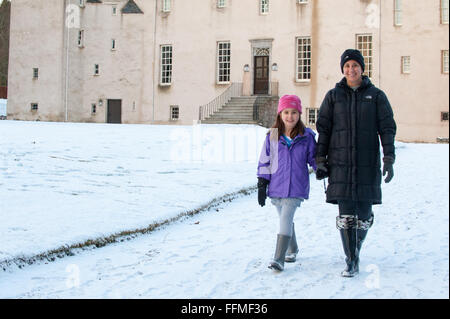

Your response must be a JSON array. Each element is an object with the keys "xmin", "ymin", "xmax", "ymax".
[{"xmin": 340, "ymin": 49, "xmax": 365, "ymax": 73}]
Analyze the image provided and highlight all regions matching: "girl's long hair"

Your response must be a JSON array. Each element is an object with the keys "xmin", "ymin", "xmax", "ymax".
[{"xmin": 269, "ymin": 113, "xmax": 306, "ymax": 141}]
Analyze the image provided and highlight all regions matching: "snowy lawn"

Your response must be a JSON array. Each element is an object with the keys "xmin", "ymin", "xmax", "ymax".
[
  {"xmin": 0, "ymin": 120, "xmax": 448, "ymax": 298},
  {"xmin": 0, "ymin": 120, "xmax": 267, "ymax": 263}
]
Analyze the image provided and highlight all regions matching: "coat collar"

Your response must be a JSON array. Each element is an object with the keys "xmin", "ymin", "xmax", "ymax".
[{"xmin": 336, "ymin": 75, "xmax": 373, "ymax": 92}]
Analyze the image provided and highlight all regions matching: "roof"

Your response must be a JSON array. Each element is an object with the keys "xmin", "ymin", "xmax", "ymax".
[{"xmin": 122, "ymin": 0, "xmax": 144, "ymax": 14}]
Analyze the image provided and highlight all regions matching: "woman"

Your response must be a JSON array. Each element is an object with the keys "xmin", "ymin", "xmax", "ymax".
[{"xmin": 315, "ymin": 49, "xmax": 397, "ymax": 277}]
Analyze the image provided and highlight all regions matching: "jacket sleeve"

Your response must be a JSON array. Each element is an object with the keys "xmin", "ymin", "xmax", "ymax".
[
  {"xmin": 316, "ymin": 89, "xmax": 334, "ymax": 159},
  {"xmin": 376, "ymin": 90, "xmax": 397, "ymax": 161},
  {"xmin": 257, "ymin": 133, "xmax": 272, "ymax": 181},
  {"xmin": 307, "ymin": 131, "xmax": 317, "ymax": 170}
]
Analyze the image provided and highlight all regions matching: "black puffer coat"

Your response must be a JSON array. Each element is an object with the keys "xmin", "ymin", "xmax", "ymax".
[{"xmin": 316, "ymin": 76, "xmax": 396, "ymax": 205}]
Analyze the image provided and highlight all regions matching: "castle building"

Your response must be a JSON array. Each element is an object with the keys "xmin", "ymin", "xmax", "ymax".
[{"xmin": 7, "ymin": 0, "xmax": 449, "ymax": 142}]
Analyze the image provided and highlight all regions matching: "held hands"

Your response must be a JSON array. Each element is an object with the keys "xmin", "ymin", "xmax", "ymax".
[
  {"xmin": 383, "ymin": 156, "xmax": 395, "ymax": 183},
  {"xmin": 315, "ymin": 157, "xmax": 329, "ymax": 180},
  {"xmin": 257, "ymin": 177, "xmax": 269, "ymax": 207}
]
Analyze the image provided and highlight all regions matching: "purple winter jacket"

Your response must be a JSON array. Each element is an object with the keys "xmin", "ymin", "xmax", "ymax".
[{"xmin": 257, "ymin": 128, "xmax": 317, "ymax": 199}]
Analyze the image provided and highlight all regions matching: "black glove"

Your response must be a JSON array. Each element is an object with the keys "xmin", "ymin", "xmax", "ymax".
[
  {"xmin": 383, "ymin": 156, "xmax": 395, "ymax": 183},
  {"xmin": 257, "ymin": 177, "xmax": 269, "ymax": 207},
  {"xmin": 315, "ymin": 157, "xmax": 328, "ymax": 180}
]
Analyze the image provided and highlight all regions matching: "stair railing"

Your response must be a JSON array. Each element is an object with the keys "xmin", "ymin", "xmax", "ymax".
[{"xmin": 198, "ymin": 82, "xmax": 243, "ymax": 121}]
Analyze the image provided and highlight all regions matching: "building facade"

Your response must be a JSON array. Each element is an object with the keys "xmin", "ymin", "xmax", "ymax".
[{"xmin": 7, "ymin": 0, "xmax": 449, "ymax": 142}]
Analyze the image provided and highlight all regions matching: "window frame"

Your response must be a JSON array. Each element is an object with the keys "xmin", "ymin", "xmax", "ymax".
[
  {"xmin": 260, "ymin": 0, "xmax": 269, "ymax": 15},
  {"xmin": 162, "ymin": 0, "xmax": 171, "ymax": 13},
  {"xmin": 94, "ymin": 64, "xmax": 100, "ymax": 76},
  {"xmin": 441, "ymin": 0, "xmax": 449, "ymax": 24},
  {"xmin": 306, "ymin": 107, "xmax": 319, "ymax": 126},
  {"xmin": 33, "ymin": 68, "xmax": 39, "ymax": 79},
  {"xmin": 216, "ymin": 41, "xmax": 231, "ymax": 84},
  {"xmin": 160, "ymin": 44, "xmax": 173, "ymax": 86},
  {"xmin": 78, "ymin": 29, "xmax": 84, "ymax": 48},
  {"xmin": 356, "ymin": 34, "xmax": 373, "ymax": 78},
  {"xmin": 295, "ymin": 36, "xmax": 312, "ymax": 82},
  {"xmin": 394, "ymin": 0, "xmax": 402, "ymax": 26},
  {"xmin": 442, "ymin": 50, "xmax": 449, "ymax": 74},
  {"xmin": 401, "ymin": 56, "xmax": 411, "ymax": 74},
  {"xmin": 170, "ymin": 105, "xmax": 180, "ymax": 121}
]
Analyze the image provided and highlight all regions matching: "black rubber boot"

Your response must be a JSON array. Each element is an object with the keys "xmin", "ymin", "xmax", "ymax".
[
  {"xmin": 337, "ymin": 215, "xmax": 359, "ymax": 277},
  {"xmin": 285, "ymin": 223, "xmax": 299, "ymax": 263},
  {"xmin": 355, "ymin": 213, "xmax": 374, "ymax": 272},
  {"xmin": 268, "ymin": 234, "xmax": 291, "ymax": 271}
]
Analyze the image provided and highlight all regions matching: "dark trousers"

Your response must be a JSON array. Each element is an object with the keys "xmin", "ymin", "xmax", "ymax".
[{"xmin": 337, "ymin": 200, "xmax": 372, "ymax": 221}]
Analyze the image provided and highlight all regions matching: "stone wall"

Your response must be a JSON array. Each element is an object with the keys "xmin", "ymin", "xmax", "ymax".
[{"xmin": 256, "ymin": 96, "xmax": 279, "ymax": 128}]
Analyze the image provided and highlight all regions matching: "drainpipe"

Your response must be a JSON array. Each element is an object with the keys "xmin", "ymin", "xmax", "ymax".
[
  {"xmin": 378, "ymin": 0, "xmax": 382, "ymax": 88},
  {"xmin": 64, "ymin": 0, "xmax": 70, "ymax": 122},
  {"xmin": 152, "ymin": 0, "xmax": 157, "ymax": 123}
]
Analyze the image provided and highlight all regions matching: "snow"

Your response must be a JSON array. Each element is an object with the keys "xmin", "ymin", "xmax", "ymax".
[
  {"xmin": 0, "ymin": 99, "xmax": 6, "ymax": 117},
  {"xmin": 0, "ymin": 120, "xmax": 448, "ymax": 298}
]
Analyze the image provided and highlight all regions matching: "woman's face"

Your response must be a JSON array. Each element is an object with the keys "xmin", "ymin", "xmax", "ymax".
[
  {"xmin": 343, "ymin": 60, "xmax": 363, "ymax": 86},
  {"xmin": 280, "ymin": 108, "xmax": 300, "ymax": 132}
]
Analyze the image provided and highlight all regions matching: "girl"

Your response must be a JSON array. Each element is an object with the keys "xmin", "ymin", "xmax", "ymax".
[{"xmin": 257, "ymin": 94, "xmax": 317, "ymax": 271}]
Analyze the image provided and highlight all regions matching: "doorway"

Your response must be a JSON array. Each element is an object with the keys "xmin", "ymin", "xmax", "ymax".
[
  {"xmin": 253, "ymin": 56, "xmax": 269, "ymax": 95},
  {"xmin": 107, "ymin": 99, "xmax": 122, "ymax": 123}
]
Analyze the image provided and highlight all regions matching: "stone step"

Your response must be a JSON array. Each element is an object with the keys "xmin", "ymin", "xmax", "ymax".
[{"xmin": 201, "ymin": 119, "xmax": 259, "ymax": 125}]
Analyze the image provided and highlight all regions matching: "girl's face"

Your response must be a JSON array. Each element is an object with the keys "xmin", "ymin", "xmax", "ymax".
[
  {"xmin": 343, "ymin": 60, "xmax": 363, "ymax": 86},
  {"xmin": 280, "ymin": 108, "xmax": 300, "ymax": 132}
]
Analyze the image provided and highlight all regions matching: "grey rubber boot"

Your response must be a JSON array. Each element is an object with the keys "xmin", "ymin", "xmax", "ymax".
[
  {"xmin": 268, "ymin": 234, "xmax": 291, "ymax": 271},
  {"xmin": 337, "ymin": 215, "xmax": 359, "ymax": 277},
  {"xmin": 285, "ymin": 223, "xmax": 299, "ymax": 262}
]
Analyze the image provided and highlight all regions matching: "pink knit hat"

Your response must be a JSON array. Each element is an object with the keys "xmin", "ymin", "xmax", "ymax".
[{"xmin": 277, "ymin": 95, "xmax": 302, "ymax": 114}]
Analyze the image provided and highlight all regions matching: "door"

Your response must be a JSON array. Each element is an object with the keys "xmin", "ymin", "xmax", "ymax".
[
  {"xmin": 254, "ymin": 56, "xmax": 269, "ymax": 95},
  {"xmin": 107, "ymin": 99, "xmax": 122, "ymax": 124}
]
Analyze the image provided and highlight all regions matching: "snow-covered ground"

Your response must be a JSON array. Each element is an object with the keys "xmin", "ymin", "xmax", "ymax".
[{"xmin": 0, "ymin": 120, "xmax": 448, "ymax": 298}]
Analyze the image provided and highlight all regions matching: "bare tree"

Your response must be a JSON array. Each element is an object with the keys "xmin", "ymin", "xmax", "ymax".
[{"xmin": 0, "ymin": 0, "xmax": 11, "ymax": 87}]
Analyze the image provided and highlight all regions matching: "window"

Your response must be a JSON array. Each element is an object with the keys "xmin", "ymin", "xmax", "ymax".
[
  {"xmin": 112, "ymin": 5, "xmax": 117, "ymax": 15},
  {"xmin": 297, "ymin": 0, "xmax": 308, "ymax": 3},
  {"xmin": 170, "ymin": 105, "xmax": 179, "ymax": 120},
  {"xmin": 394, "ymin": 0, "xmax": 402, "ymax": 26},
  {"xmin": 307, "ymin": 108, "xmax": 319, "ymax": 125},
  {"xmin": 31, "ymin": 103, "xmax": 38, "ymax": 111},
  {"xmin": 33, "ymin": 68, "xmax": 39, "ymax": 79},
  {"xmin": 356, "ymin": 34, "xmax": 373, "ymax": 78},
  {"xmin": 442, "ymin": 50, "xmax": 449, "ymax": 74},
  {"xmin": 296, "ymin": 36, "xmax": 311, "ymax": 81},
  {"xmin": 217, "ymin": 41, "xmax": 231, "ymax": 83},
  {"xmin": 79, "ymin": 0, "xmax": 85, "ymax": 8},
  {"xmin": 162, "ymin": 0, "xmax": 171, "ymax": 12},
  {"xmin": 441, "ymin": 0, "xmax": 449, "ymax": 24},
  {"xmin": 78, "ymin": 30, "xmax": 84, "ymax": 47},
  {"xmin": 111, "ymin": 39, "xmax": 116, "ymax": 50},
  {"xmin": 260, "ymin": 0, "xmax": 269, "ymax": 14},
  {"xmin": 160, "ymin": 45, "xmax": 173, "ymax": 85},
  {"xmin": 441, "ymin": 112, "xmax": 449, "ymax": 121},
  {"xmin": 94, "ymin": 64, "xmax": 100, "ymax": 75},
  {"xmin": 217, "ymin": 0, "xmax": 226, "ymax": 8},
  {"xmin": 401, "ymin": 56, "xmax": 410, "ymax": 74},
  {"xmin": 91, "ymin": 103, "xmax": 97, "ymax": 114}
]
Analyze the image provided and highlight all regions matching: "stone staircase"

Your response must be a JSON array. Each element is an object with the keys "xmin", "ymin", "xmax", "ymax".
[{"xmin": 201, "ymin": 96, "xmax": 272, "ymax": 124}]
